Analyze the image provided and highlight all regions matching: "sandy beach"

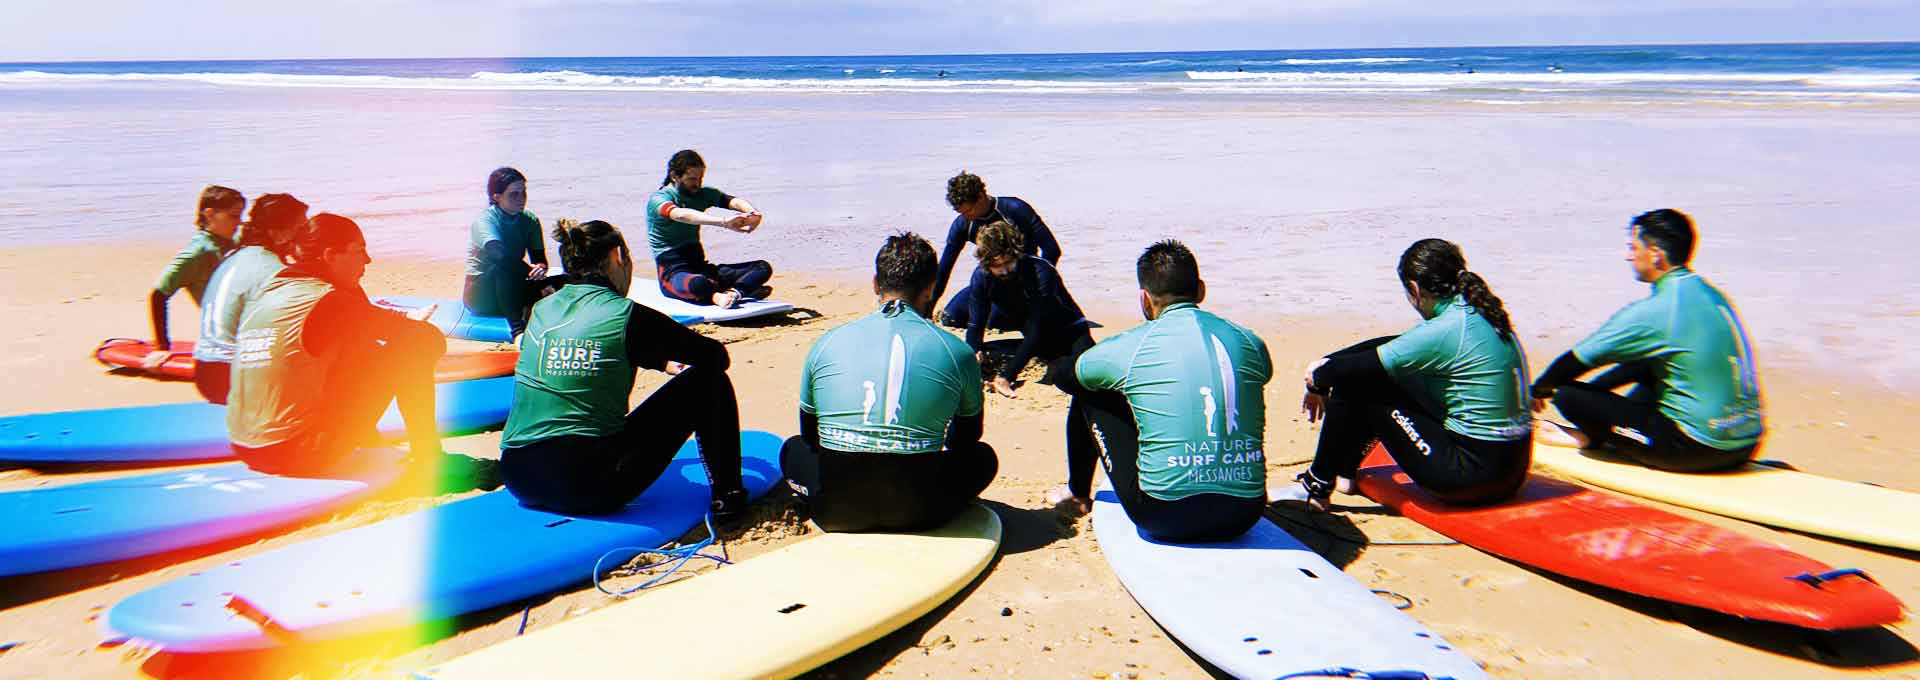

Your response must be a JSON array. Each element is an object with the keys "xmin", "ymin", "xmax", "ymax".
[{"xmin": 1, "ymin": 85, "xmax": 1918, "ymax": 679}]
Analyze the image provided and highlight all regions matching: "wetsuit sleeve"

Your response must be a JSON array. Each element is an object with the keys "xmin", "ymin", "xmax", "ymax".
[
  {"xmin": 1006, "ymin": 198, "xmax": 1062, "ymax": 265},
  {"xmin": 1000, "ymin": 262, "xmax": 1072, "ymax": 382},
  {"xmin": 624, "ymin": 300, "xmax": 729, "ymax": 373},
  {"xmin": 1312, "ymin": 347, "xmax": 1391, "ymax": 392},
  {"xmin": 1571, "ymin": 302, "xmax": 1662, "ymax": 367},
  {"xmin": 931, "ymin": 216, "xmax": 970, "ymax": 307},
  {"xmin": 305, "ymin": 288, "xmax": 446, "ymax": 359},
  {"xmin": 701, "ymin": 187, "xmax": 736, "ymax": 212},
  {"xmin": 1530, "ymin": 351, "xmax": 1592, "ymax": 399},
  {"xmin": 800, "ymin": 409, "xmax": 821, "ymax": 449},
  {"xmin": 964, "ymin": 268, "xmax": 991, "ymax": 353},
  {"xmin": 524, "ymin": 212, "xmax": 546, "ymax": 266},
  {"xmin": 946, "ymin": 412, "xmax": 983, "ymax": 448}
]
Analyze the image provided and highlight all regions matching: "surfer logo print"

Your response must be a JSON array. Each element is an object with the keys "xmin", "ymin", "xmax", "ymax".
[{"xmin": 1168, "ymin": 335, "xmax": 1264, "ymax": 490}]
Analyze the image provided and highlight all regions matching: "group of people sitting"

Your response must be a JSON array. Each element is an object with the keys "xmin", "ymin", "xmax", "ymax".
[{"xmin": 147, "ymin": 160, "xmax": 1767, "ymax": 542}]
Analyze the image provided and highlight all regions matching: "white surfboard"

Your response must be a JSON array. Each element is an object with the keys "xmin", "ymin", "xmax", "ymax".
[{"xmin": 629, "ymin": 286, "xmax": 792, "ymax": 324}]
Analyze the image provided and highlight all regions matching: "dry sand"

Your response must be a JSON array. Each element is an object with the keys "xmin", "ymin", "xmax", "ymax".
[{"xmin": 0, "ymin": 243, "xmax": 1915, "ymax": 679}]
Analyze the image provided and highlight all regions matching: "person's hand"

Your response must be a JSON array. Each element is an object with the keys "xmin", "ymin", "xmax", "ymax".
[
  {"xmin": 989, "ymin": 375, "xmax": 1018, "ymax": 398},
  {"xmin": 1302, "ymin": 391, "xmax": 1326, "ymax": 423},
  {"xmin": 741, "ymin": 212, "xmax": 763, "ymax": 230},
  {"xmin": 405, "ymin": 303, "xmax": 438, "ymax": 322},
  {"xmin": 664, "ymin": 361, "xmax": 688, "ymax": 375},
  {"xmin": 527, "ymin": 263, "xmax": 548, "ymax": 280},
  {"xmin": 1532, "ymin": 397, "xmax": 1552, "ymax": 413},
  {"xmin": 723, "ymin": 214, "xmax": 756, "ymax": 233},
  {"xmin": 140, "ymin": 349, "xmax": 173, "ymax": 371},
  {"xmin": 714, "ymin": 289, "xmax": 743, "ymax": 309},
  {"xmin": 1302, "ymin": 357, "xmax": 1329, "ymax": 392}
]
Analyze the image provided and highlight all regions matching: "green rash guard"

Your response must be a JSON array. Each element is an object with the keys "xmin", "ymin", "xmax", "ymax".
[
  {"xmin": 1377, "ymin": 295, "xmax": 1533, "ymax": 441},
  {"xmin": 155, "ymin": 229, "xmax": 235, "ymax": 304},
  {"xmin": 194, "ymin": 246, "xmax": 286, "ymax": 364},
  {"xmin": 227, "ymin": 276, "xmax": 335, "ymax": 448},
  {"xmin": 644, "ymin": 185, "xmax": 735, "ymax": 258},
  {"xmin": 465, "ymin": 206, "xmax": 543, "ymax": 277},
  {"xmin": 1572, "ymin": 267, "xmax": 1765, "ymax": 450},
  {"xmin": 1073, "ymin": 303, "xmax": 1272, "ymax": 501},
  {"xmin": 502, "ymin": 284, "xmax": 637, "ymax": 447},
  {"xmin": 801, "ymin": 301, "xmax": 983, "ymax": 454}
]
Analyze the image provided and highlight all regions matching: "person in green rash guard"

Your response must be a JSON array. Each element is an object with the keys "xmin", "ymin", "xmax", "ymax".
[
  {"xmin": 1280, "ymin": 239, "xmax": 1533, "ymax": 512},
  {"xmin": 1531, "ymin": 209, "xmax": 1764, "ymax": 472},
  {"xmin": 646, "ymin": 149, "xmax": 773, "ymax": 309},
  {"xmin": 143, "ymin": 185, "xmax": 246, "ymax": 372},
  {"xmin": 228, "ymin": 213, "xmax": 498, "ymax": 491},
  {"xmin": 1054, "ymin": 240, "xmax": 1271, "ymax": 542},
  {"xmin": 192, "ymin": 193, "xmax": 309, "ymax": 404},
  {"xmin": 464, "ymin": 167, "xmax": 565, "ymax": 338},
  {"xmin": 500, "ymin": 218, "xmax": 750, "ymax": 523},
  {"xmin": 780, "ymin": 232, "xmax": 999, "ymax": 533}
]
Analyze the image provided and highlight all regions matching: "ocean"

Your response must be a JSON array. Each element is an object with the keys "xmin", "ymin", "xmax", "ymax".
[{"xmin": 3, "ymin": 42, "xmax": 1918, "ymax": 103}]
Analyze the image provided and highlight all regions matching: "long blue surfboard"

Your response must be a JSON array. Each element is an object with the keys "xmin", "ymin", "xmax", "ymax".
[
  {"xmin": 109, "ymin": 431, "xmax": 783, "ymax": 653},
  {"xmin": 0, "ymin": 377, "xmax": 514, "ymax": 464},
  {"xmin": 376, "ymin": 295, "xmax": 698, "ymax": 342},
  {"xmin": 0, "ymin": 460, "xmax": 397, "ymax": 577},
  {"xmin": 1092, "ymin": 487, "xmax": 1488, "ymax": 680}
]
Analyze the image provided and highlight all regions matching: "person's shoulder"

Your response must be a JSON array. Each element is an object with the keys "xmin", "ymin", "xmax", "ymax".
[
  {"xmin": 999, "ymin": 195, "xmax": 1033, "ymax": 211},
  {"xmin": 646, "ymin": 186, "xmax": 676, "ymax": 204}
]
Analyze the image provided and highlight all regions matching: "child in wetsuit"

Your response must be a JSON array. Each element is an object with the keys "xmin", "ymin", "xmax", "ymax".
[{"xmin": 144, "ymin": 185, "xmax": 246, "ymax": 372}]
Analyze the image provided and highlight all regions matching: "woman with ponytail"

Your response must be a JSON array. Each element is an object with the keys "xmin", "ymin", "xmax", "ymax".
[
  {"xmin": 645, "ymin": 149, "xmax": 773, "ymax": 308},
  {"xmin": 1278, "ymin": 238, "xmax": 1533, "ymax": 510},
  {"xmin": 499, "ymin": 218, "xmax": 750, "ymax": 523}
]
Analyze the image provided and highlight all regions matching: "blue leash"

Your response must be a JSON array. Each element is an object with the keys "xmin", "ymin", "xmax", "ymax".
[{"xmin": 590, "ymin": 513, "xmax": 733, "ymax": 597}]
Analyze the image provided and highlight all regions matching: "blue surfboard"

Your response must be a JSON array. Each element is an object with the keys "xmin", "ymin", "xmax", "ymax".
[
  {"xmin": 0, "ymin": 460, "xmax": 398, "ymax": 577},
  {"xmin": 109, "ymin": 431, "xmax": 783, "ymax": 653},
  {"xmin": 0, "ymin": 377, "xmax": 514, "ymax": 464},
  {"xmin": 376, "ymin": 296, "xmax": 698, "ymax": 342}
]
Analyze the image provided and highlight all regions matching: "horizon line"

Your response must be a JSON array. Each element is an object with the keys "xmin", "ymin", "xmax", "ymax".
[{"xmin": 4, "ymin": 38, "xmax": 1916, "ymax": 67}]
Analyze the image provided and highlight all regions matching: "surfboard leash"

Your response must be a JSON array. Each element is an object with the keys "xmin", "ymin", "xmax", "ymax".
[{"xmin": 590, "ymin": 513, "xmax": 735, "ymax": 598}]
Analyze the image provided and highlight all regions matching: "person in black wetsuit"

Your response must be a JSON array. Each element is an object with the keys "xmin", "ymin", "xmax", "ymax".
[
  {"xmin": 464, "ymin": 167, "xmax": 565, "ymax": 338},
  {"xmin": 934, "ymin": 171, "xmax": 1063, "ymax": 330}
]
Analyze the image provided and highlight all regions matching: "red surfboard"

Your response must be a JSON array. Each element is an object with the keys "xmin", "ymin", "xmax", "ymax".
[
  {"xmin": 1354, "ymin": 447, "xmax": 1903, "ymax": 630},
  {"xmin": 94, "ymin": 339, "xmax": 519, "ymax": 384}
]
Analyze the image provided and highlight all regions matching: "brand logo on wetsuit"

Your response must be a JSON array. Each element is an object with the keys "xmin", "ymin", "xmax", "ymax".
[{"xmin": 1391, "ymin": 409, "xmax": 1432, "ymax": 456}]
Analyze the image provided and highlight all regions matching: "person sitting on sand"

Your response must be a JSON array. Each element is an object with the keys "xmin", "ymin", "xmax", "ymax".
[
  {"xmin": 143, "ymin": 185, "xmax": 246, "ymax": 372},
  {"xmin": 934, "ymin": 171, "xmax": 1063, "ymax": 330},
  {"xmin": 227, "ymin": 213, "xmax": 496, "ymax": 491},
  {"xmin": 465, "ymin": 167, "xmax": 564, "ymax": 338},
  {"xmin": 646, "ymin": 149, "xmax": 772, "ymax": 309},
  {"xmin": 192, "ymin": 193, "xmax": 308, "ymax": 404},
  {"xmin": 500, "ymin": 218, "xmax": 750, "ymax": 522},
  {"xmin": 1054, "ymin": 240, "xmax": 1271, "ymax": 541},
  {"xmin": 1279, "ymin": 239, "xmax": 1532, "ymax": 511},
  {"xmin": 1530, "ymin": 209, "xmax": 1764, "ymax": 472},
  {"xmin": 780, "ymin": 232, "xmax": 998, "ymax": 532}
]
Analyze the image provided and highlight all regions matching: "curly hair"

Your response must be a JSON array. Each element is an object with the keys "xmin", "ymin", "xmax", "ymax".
[
  {"xmin": 946, "ymin": 171, "xmax": 986, "ymax": 210},
  {"xmin": 973, "ymin": 220, "xmax": 1024, "ymax": 266}
]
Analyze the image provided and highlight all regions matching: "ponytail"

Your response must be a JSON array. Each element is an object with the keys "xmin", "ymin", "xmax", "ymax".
[
  {"xmin": 661, "ymin": 149, "xmax": 704, "ymax": 188},
  {"xmin": 552, "ymin": 218, "xmax": 629, "ymax": 276},
  {"xmin": 1397, "ymin": 238, "xmax": 1515, "ymax": 340}
]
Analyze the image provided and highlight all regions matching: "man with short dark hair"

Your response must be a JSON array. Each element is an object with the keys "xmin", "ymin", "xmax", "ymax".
[
  {"xmin": 1054, "ymin": 239, "xmax": 1271, "ymax": 542},
  {"xmin": 780, "ymin": 232, "xmax": 999, "ymax": 532},
  {"xmin": 1531, "ymin": 208, "xmax": 1765, "ymax": 472},
  {"xmin": 935, "ymin": 171, "xmax": 1063, "ymax": 329}
]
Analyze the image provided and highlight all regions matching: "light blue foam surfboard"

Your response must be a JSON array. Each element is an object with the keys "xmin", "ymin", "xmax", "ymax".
[
  {"xmin": 1092, "ymin": 487, "xmax": 1488, "ymax": 680},
  {"xmin": 0, "ymin": 459, "xmax": 398, "ymax": 577},
  {"xmin": 108, "ymin": 431, "xmax": 783, "ymax": 653},
  {"xmin": 629, "ymin": 286, "xmax": 791, "ymax": 325},
  {"xmin": 0, "ymin": 377, "xmax": 514, "ymax": 464},
  {"xmin": 376, "ymin": 296, "xmax": 699, "ymax": 342}
]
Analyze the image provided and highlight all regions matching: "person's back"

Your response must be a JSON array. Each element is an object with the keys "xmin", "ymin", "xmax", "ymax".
[
  {"xmin": 227, "ymin": 271, "xmax": 336, "ymax": 451},
  {"xmin": 198, "ymin": 246, "xmax": 287, "ymax": 367},
  {"xmin": 1380, "ymin": 294, "xmax": 1532, "ymax": 443},
  {"xmin": 1077, "ymin": 303, "xmax": 1271, "ymax": 501},
  {"xmin": 782, "ymin": 232, "xmax": 998, "ymax": 532},
  {"xmin": 804, "ymin": 301, "xmax": 980, "ymax": 455},
  {"xmin": 502, "ymin": 282, "xmax": 637, "ymax": 446}
]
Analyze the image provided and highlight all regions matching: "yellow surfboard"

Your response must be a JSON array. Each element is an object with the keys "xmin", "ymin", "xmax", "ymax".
[
  {"xmin": 1532, "ymin": 443, "xmax": 1919, "ymax": 552},
  {"xmin": 413, "ymin": 504, "xmax": 1002, "ymax": 680}
]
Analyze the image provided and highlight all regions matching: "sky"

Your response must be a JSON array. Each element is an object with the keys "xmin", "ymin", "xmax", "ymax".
[{"xmin": 3, "ymin": 0, "xmax": 1918, "ymax": 62}]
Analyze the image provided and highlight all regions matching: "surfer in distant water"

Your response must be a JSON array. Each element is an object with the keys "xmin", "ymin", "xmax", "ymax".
[
  {"xmin": 646, "ymin": 149, "xmax": 773, "ymax": 309},
  {"xmin": 780, "ymin": 232, "xmax": 998, "ymax": 532},
  {"xmin": 1054, "ymin": 240, "xmax": 1270, "ymax": 541},
  {"xmin": 464, "ymin": 167, "xmax": 564, "ymax": 339},
  {"xmin": 499, "ymin": 218, "xmax": 751, "ymax": 523},
  {"xmin": 226, "ymin": 213, "xmax": 499, "ymax": 492},
  {"xmin": 1530, "ymin": 209, "xmax": 1764, "ymax": 472},
  {"xmin": 934, "ymin": 171, "xmax": 1064, "ymax": 330},
  {"xmin": 1281, "ymin": 239, "xmax": 1532, "ymax": 511},
  {"xmin": 145, "ymin": 185, "xmax": 246, "ymax": 373},
  {"xmin": 937, "ymin": 70, "xmax": 948, "ymax": 78}
]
